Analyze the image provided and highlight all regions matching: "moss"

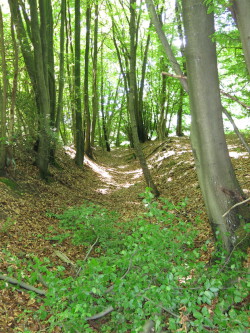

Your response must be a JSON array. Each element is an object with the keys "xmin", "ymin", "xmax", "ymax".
[{"xmin": 0, "ymin": 177, "xmax": 20, "ymax": 192}]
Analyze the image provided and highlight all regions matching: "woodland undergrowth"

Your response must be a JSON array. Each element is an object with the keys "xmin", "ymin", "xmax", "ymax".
[{"xmin": 1, "ymin": 188, "xmax": 249, "ymax": 333}]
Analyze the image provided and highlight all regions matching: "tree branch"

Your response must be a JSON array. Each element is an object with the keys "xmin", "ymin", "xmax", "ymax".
[
  {"xmin": 0, "ymin": 274, "xmax": 46, "ymax": 296},
  {"xmin": 222, "ymin": 197, "xmax": 250, "ymax": 217}
]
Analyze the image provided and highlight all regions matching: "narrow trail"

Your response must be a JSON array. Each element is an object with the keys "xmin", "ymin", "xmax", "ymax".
[{"xmin": 0, "ymin": 136, "xmax": 249, "ymax": 332}]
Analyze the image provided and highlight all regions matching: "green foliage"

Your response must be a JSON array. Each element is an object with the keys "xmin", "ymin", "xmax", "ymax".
[
  {"xmin": 2, "ymin": 191, "xmax": 249, "ymax": 332},
  {"xmin": 47, "ymin": 202, "xmax": 124, "ymax": 251},
  {"xmin": 0, "ymin": 217, "xmax": 15, "ymax": 234}
]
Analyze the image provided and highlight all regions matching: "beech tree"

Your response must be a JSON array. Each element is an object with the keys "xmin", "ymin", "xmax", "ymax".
[{"xmin": 182, "ymin": 0, "xmax": 249, "ymax": 253}]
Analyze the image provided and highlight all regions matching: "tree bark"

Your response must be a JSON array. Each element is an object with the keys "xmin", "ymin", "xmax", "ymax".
[
  {"xmin": 0, "ymin": 7, "xmax": 7, "ymax": 176},
  {"xmin": 74, "ymin": 0, "xmax": 84, "ymax": 166},
  {"xmin": 91, "ymin": 3, "xmax": 99, "ymax": 148},
  {"xmin": 129, "ymin": 0, "xmax": 159, "ymax": 197},
  {"xmin": 29, "ymin": 0, "xmax": 51, "ymax": 179},
  {"xmin": 84, "ymin": 6, "xmax": 92, "ymax": 158},
  {"xmin": 182, "ymin": 0, "xmax": 249, "ymax": 253},
  {"xmin": 229, "ymin": 0, "xmax": 250, "ymax": 77}
]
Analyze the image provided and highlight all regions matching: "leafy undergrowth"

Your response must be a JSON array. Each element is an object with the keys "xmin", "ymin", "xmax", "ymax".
[
  {"xmin": 1, "ymin": 192, "xmax": 249, "ymax": 333},
  {"xmin": 0, "ymin": 135, "xmax": 249, "ymax": 332}
]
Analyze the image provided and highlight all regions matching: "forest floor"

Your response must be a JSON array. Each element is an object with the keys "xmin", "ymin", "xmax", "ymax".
[{"xmin": 0, "ymin": 135, "xmax": 249, "ymax": 332}]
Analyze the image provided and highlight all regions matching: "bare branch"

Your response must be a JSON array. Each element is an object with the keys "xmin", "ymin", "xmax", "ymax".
[{"xmin": 223, "ymin": 197, "xmax": 250, "ymax": 217}]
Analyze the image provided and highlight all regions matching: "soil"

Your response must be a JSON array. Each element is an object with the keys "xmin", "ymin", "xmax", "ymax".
[{"xmin": 0, "ymin": 135, "xmax": 249, "ymax": 332}]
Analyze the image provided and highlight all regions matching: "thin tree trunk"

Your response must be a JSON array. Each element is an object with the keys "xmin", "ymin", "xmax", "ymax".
[
  {"xmin": 0, "ymin": 7, "xmax": 7, "ymax": 176},
  {"xmin": 84, "ymin": 6, "xmax": 92, "ymax": 158},
  {"xmin": 55, "ymin": 0, "xmax": 66, "ymax": 132},
  {"xmin": 91, "ymin": 3, "xmax": 99, "ymax": 148},
  {"xmin": 74, "ymin": 0, "xmax": 84, "ymax": 166},
  {"xmin": 9, "ymin": 18, "xmax": 19, "ymax": 152},
  {"xmin": 129, "ymin": 0, "xmax": 159, "ymax": 197}
]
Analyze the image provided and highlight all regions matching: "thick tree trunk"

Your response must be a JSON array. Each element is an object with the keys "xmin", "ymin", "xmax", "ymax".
[
  {"xmin": 182, "ymin": 0, "xmax": 249, "ymax": 253},
  {"xmin": 29, "ymin": 0, "xmax": 50, "ymax": 179}
]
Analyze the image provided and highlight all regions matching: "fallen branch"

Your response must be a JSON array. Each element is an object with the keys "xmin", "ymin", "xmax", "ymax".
[
  {"xmin": 0, "ymin": 274, "xmax": 46, "ymax": 296},
  {"xmin": 86, "ymin": 305, "xmax": 114, "ymax": 321},
  {"xmin": 223, "ymin": 197, "xmax": 250, "ymax": 217}
]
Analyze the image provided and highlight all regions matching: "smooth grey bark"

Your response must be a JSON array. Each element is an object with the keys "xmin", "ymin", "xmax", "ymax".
[
  {"xmin": 229, "ymin": 0, "xmax": 250, "ymax": 76},
  {"xmin": 129, "ymin": 0, "xmax": 159, "ymax": 197},
  {"xmin": 182, "ymin": 0, "xmax": 249, "ymax": 253},
  {"xmin": 74, "ymin": 0, "xmax": 84, "ymax": 166}
]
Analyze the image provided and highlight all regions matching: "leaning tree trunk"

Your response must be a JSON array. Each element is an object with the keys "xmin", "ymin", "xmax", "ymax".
[
  {"xmin": 182, "ymin": 0, "xmax": 249, "ymax": 253},
  {"xmin": 129, "ymin": 0, "xmax": 159, "ymax": 197},
  {"xmin": 229, "ymin": 0, "xmax": 250, "ymax": 77}
]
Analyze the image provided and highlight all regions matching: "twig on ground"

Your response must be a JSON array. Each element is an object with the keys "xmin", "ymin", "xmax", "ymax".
[
  {"xmin": 86, "ymin": 305, "xmax": 114, "ymax": 321},
  {"xmin": 222, "ymin": 197, "xmax": 250, "ymax": 217},
  {"xmin": 143, "ymin": 296, "xmax": 179, "ymax": 319},
  {"xmin": 76, "ymin": 236, "xmax": 100, "ymax": 276},
  {"xmin": 0, "ymin": 274, "xmax": 46, "ymax": 296}
]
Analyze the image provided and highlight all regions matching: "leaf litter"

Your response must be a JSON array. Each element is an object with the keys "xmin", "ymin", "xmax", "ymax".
[{"xmin": 0, "ymin": 135, "xmax": 249, "ymax": 332}]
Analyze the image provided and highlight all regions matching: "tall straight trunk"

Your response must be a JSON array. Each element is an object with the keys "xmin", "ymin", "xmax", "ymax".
[
  {"xmin": 74, "ymin": 0, "xmax": 84, "ymax": 166},
  {"xmin": 138, "ymin": 26, "xmax": 151, "ymax": 143},
  {"xmin": 182, "ymin": 0, "xmax": 249, "ymax": 253},
  {"xmin": 9, "ymin": 17, "xmax": 19, "ymax": 150},
  {"xmin": 90, "ymin": 3, "xmax": 99, "ymax": 148},
  {"xmin": 84, "ymin": 6, "xmax": 92, "ymax": 158},
  {"xmin": 29, "ymin": 0, "xmax": 50, "ymax": 179},
  {"xmin": 176, "ymin": 87, "xmax": 184, "ymax": 136},
  {"xmin": 229, "ymin": 0, "xmax": 250, "ymax": 76},
  {"xmin": 129, "ymin": 0, "xmax": 159, "ymax": 197},
  {"xmin": 55, "ymin": 0, "xmax": 66, "ymax": 132},
  {"xmin": 0, "ymin": 7, "xmax": 7, "ymax": 176}
]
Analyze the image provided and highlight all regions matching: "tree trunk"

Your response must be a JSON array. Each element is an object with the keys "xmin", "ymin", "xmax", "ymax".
[
  {"xmin": 74, "ymin": 0, "xmax": 84, "ymax": 166},
  {"xmin": 182, "ymin": 0, "xmax": 249, "ymax": 253},
  {"xmin": 229, "ymin": 0, "xmax": 250, "ymax": 76},
  {"xmin": 90, "ymin": 3, "xmax": 99, "ymax": 148},
  {"xmin": 129, "ymin": 0, "xmax": 159, "ymax": 197},
  {"xmin": 29, "ymin": 0, "xmax": 50, "ymax": 179},
  {"xmin": 0, "ymin": 7, "xmax": 7, "ymax": 176},
  {"xmin": 84, "ymin": 6, "xmax": 92, "ymax": 158},
  {"xmin": 55, "ymin": 0, "xmax": 66, "ymax": 133}
]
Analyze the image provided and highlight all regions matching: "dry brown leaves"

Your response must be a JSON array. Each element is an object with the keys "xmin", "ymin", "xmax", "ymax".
[{"xmin": 0, "ymin": 135, "xmax": 249, "ymax": 332}]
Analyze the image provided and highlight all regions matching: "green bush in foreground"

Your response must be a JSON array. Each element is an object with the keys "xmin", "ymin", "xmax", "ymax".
[{"xmin": 2, "ymin": 189, "xmax": 249, "ymax": 332}]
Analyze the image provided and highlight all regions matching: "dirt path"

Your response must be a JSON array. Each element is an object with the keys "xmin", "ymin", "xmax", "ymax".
[{"xmin": 0, "ymin": 136, "xmax": 249, "ymax": 332}]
